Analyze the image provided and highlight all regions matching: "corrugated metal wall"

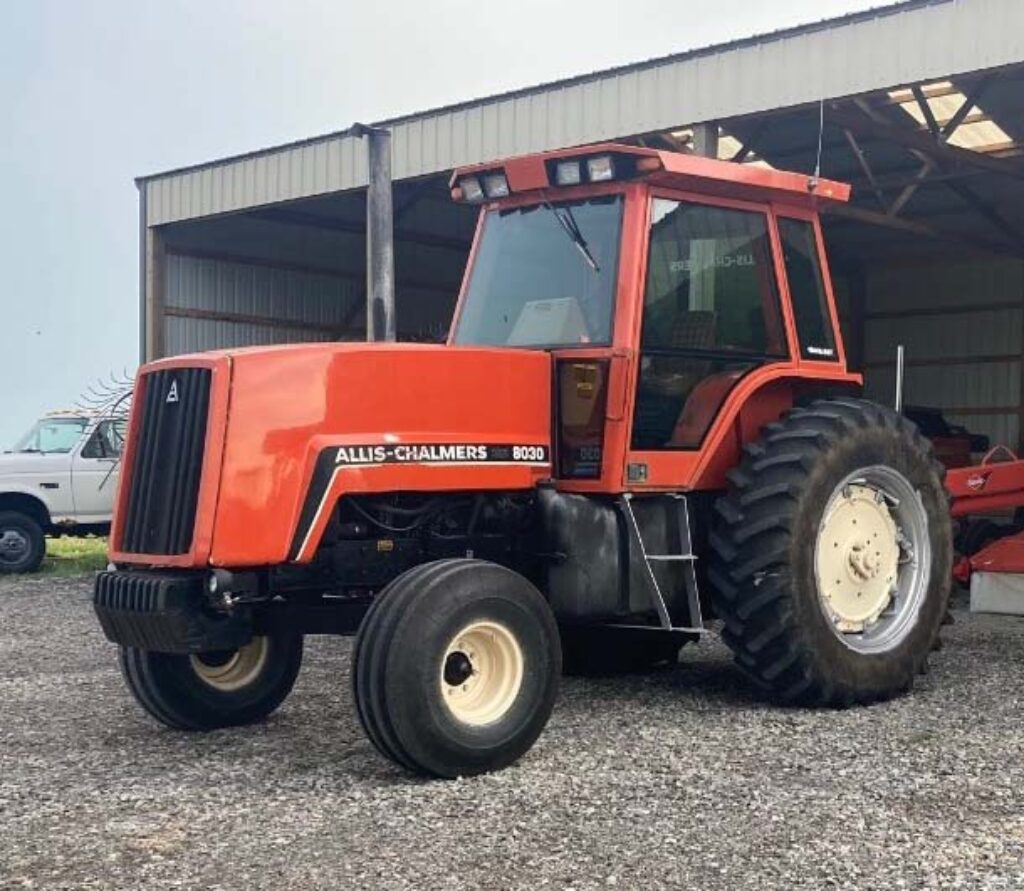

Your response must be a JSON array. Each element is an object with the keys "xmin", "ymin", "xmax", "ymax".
[
  {"xmin": 164, "ymin": 253, "xmax": 359, "ymax": 353},
  {"xmin": 142, "ymin": 0, "xmax": 1024, "ymax": 227},
  {"xmin": 863, "ymin": 257, "xmax": 1024, "ymax": 448},
  {"xmin": 163, "ymin": 252, "xmax": 463, "ymax": 353}
]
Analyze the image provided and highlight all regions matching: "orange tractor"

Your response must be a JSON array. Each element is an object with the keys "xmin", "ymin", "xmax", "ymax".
[{"xmin": 94, "ymin": 144, "xmax": 952, "ymax": 777}]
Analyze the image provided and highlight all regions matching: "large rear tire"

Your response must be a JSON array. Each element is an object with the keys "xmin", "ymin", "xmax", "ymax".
[
  {"xmin": 352, "ymin": 559, "xmax": 561, "ymax": 778},
  {"xmin": 709, "ymin": 398, "xmax": 951, "ymax": 706},
  {"xmin": 119, "ymin": 634, "xmax": 303, "ymax": 730}
]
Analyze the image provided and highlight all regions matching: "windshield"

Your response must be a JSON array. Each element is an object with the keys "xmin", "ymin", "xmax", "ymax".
[
  {"xmin": 11, "ymin": 417, "xmax": 88, "ymax": 454},
  {"xmin": 453, "ymin": 195, "xmax": 623, "ymax": 348}
]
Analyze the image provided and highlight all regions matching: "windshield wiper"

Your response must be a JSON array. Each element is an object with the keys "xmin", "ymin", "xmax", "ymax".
[{"xmin": 544, "ymin": 202, "xmax": 600, "ymax": 273}]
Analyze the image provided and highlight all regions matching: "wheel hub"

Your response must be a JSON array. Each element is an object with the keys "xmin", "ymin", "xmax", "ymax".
[
  {"xmin": 0, "ymin": 529, "xmax": 29, "ymax": 562},
  {"xmin": 815, "ymin": 484, "xmax": 900, "ymax": 632},
  {"xmin": 440, "ymin": 620, "xmax": 524, "ymax": 727},
  {"xmin": 190, "ymin": 637, "xmax": 269, "ymax": 692}
]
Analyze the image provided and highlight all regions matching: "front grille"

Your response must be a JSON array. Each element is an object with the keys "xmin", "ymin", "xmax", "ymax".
[{"xmin": 120, "ymin": 367, "xmax": 212, "ymax": 555}]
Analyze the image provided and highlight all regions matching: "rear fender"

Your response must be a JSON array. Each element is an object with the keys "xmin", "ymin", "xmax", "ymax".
[{"xmin": 692, "ymin": 372, "xmax": 862, "ymax": 490}]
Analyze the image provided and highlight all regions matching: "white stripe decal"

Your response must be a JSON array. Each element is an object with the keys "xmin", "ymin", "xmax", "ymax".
[{"xmin": 297, "ymin": 466, "xmax": 342, "ymax": 562}]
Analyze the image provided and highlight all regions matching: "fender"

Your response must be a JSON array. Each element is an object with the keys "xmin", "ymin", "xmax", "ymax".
[
  {"xmin": 621, "ymin": 363, "xmax": 863, "ymax": 493},
  {"xmin": 0, "ymin": 488, "xmax": 59, "ymax": 526},
  {"xmin": 691, "ymin": 366, "xmax": 863, "ymax": 490}
]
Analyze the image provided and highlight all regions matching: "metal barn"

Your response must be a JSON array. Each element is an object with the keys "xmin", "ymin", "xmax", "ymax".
[{"xmin": 137, "ymin": 0, "xmax": 1024, "ymax": 448}]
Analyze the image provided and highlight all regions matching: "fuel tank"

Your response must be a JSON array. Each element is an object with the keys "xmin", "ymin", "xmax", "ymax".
[{"xmin": 110, "ymin": 343, "xmax": 552, "ymax": 568}]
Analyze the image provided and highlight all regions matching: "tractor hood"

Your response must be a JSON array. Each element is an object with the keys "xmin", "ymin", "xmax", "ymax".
[{"xmin": 112, "ymin": 343, "xmax": 553, "ymax": 568}]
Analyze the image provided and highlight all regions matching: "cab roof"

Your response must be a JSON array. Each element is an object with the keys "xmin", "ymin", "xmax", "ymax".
[{"xmin": 451, "ymin": 142, "xmax": 851, "ymax": 208}]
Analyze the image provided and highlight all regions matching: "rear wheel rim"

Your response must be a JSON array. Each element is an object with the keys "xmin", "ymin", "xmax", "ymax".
[
  {"xmin": 440, "ymin": 620, "xmax": 524, "ymax": 726},
  {"xmin": 814, "ymin": 465, "xmax": 931, "ymax": 654},
  {"xmin": 0, "ymin": 528, "xmax": 30, "ymax": 565},
  {"xmin": 190, "ymin": 637, "xmax": 269, "ymax": 692}
]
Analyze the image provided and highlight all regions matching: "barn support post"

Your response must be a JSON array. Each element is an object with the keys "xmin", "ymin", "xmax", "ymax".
[
  {"xmin": 143, "ymin": 231, "xmax": 166, "ymax": 361},
  {"xmin": 692, "ymin": 123, "xmax": 719, "ymax": 159}
]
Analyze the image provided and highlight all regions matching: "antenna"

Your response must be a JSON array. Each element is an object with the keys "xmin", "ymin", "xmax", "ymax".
[{"xmin": 809, "ymin": 97, "xmax": 825, "ymax": 191}]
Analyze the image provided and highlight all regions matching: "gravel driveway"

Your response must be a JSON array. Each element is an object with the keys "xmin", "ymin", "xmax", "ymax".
[{"xmin": 2, "ymin": 575, "xmax": 1024, "ymax": 890}]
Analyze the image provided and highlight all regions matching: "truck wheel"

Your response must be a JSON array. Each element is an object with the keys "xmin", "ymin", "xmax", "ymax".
[
  {"xmin": 561, "ymin": 627, "xmax": 692, "ymax": 675},
  {"xmin": 709, "ymin": 398, "xmax": 951, "ymax": 706},
  {"xmin": 119, "ymin": 634, "xmax": 303, "ymax": 730},
  {"xmin": 352, "ymin": 559, "xmax": 561, "ymax": 778},
  {"xmin": 0, "ymin": 511, "xmax": 45, "ymax": 574}
]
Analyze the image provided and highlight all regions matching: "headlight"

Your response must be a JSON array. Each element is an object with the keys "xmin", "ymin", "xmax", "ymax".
[
  {"xmin": 482, "ymin": 172, "xmax": 510, "ymax": 198},
  {"xmin": 459, "ymin": 176, "xmax": 485, "ymax": 203},
  {"xmin": 555, "ymin": 160, "xmax": 582, "ymax": 186},
  {"xmin": 586, "ymin": 155, "xmax": 615, "ymax": 182}
]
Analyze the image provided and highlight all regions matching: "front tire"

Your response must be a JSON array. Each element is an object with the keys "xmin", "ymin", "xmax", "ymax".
[
  {"xmin": 119, "ymin": 634, "xmax": 303, "ymax": 730},
  {"xmin": 709, "ymin": 398, "xmax": 951, "ymax": 706},
  {"xmin": 0, "ymin": 511, "xmax": 45, "ymax": 574},
  {"xmin": 352, "ymin": 559, "xmax": 561, "ymax": 778}
]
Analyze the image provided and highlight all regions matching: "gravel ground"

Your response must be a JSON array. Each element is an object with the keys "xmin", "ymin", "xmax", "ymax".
[{"xmin": 2, "ymin": 575, "xmax": 1024, "ymax": 890}]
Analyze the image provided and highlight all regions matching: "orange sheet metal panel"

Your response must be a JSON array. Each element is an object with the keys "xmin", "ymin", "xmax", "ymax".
[
  {"xmin": 208, "ymin": 343, "xmax": 551, "ymax": 567},
  {"xmin": 452, "ymin": 142, "xmax": 850, "ymax": 209}
]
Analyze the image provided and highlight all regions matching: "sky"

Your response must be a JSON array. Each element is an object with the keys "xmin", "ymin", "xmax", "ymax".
[{"xmin": 1, "ymin": 0, "xmax": 882, "ymax": 446}]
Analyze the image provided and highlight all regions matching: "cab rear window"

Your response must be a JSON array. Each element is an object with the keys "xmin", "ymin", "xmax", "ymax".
[{"xmin": 778, "ymin": 218, "xmax": 837, "ymax": 361}]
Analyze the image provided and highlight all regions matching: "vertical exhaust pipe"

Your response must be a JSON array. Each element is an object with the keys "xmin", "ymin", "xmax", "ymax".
[
  {"xmin": 894, "ymin": 344, "xmax": 905, "ymax": 414},
  {"xmin": 354, "ymin": 124, "xmax": 396, "ymax": 342}
]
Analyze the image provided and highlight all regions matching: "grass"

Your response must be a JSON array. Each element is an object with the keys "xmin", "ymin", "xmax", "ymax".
[{"xmin": 41, "ymin": 535, "xmax": 109, "ymax": 577}]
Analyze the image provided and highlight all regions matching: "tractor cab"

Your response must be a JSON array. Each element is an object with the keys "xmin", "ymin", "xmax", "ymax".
[{"xmin": 449, "ymin": 144, "xmax": 859, "ymax": 492}]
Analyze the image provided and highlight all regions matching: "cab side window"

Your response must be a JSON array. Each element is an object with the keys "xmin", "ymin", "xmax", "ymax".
[
  {"xmin": 632, "ymin": 199, "xmax": 788, "ymax": 450},
  {"xmin": 81, "ymin": 421, "xmax": 125, "ymax": 459},
  {"xmin": 778, "ymin": 217, "xmax": 838, "ymax": 361}
]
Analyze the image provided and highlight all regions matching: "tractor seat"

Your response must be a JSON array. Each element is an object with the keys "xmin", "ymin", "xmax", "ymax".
[{"xmin": 648, "ymin": 310, "xmax": 717, "ymax": 382}]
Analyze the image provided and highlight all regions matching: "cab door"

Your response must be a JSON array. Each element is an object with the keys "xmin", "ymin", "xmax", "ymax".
[
  {"xmin": 625, "ymin": 192, "xmax": 793, "ymax": 488},
  {"xmin": 70, "ymin": 421, "xmax": 123, "ymax": 522}
]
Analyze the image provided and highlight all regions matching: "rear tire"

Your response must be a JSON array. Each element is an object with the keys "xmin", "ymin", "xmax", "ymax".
[
  {"xmin": 0, "ymin": 511, "xmax": 45, "ymax": 574},
  {"xmin": 352, "ymin": 559, "xmax": 561, "ymax": 778},
  {"xmin": 119, "ymin": 634, "xmax": 303, "ymax": 730},
  {"xmin": 709, "ymin": 398, "xmax": 951, "ymax": 706}
]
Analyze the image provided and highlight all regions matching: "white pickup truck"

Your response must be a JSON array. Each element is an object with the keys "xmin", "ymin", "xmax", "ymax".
[{"xmin": 0, "ymin": 411, "xmax": 123, "ymax": 573}]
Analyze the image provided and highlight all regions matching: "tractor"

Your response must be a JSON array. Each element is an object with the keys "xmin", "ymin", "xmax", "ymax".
[{"xmin": 94, "ymin": 144, "xmax": 952, "ymax": 778}]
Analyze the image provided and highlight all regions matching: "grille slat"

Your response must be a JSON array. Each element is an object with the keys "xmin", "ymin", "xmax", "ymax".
[{"xmin": 120, "ymin": 368, "xmax": 212, "ymax": 555}]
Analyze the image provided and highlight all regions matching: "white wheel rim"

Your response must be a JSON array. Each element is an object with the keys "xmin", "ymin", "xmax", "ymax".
[
  {"xmin": 814, "ymin": 466, "xmax": 931, "ymax": 653},
  {"xmin": 440, "ymin": 620, "xmax": 524, "ymax": 726},
  {"xmin": 190, "ymin": 637, "xmax": 269, "ymax": 692}
]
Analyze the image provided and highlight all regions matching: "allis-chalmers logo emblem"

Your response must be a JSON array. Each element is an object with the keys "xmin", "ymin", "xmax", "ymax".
[
  {"xmin": 166, "ymin": 380, "xmax": 180, "ymax": 404},
  {"xmin": 966, "ymin": 474, "xmax": 987, "ymax": 491}
]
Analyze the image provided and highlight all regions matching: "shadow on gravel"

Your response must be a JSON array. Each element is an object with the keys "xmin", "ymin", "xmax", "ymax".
[{"xmin": 571, "ymin": 663, "xmax": 765, "ymax": 712}]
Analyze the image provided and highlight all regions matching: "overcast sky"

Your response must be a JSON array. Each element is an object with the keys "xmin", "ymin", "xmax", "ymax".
[{"xmin": 1, "ymin": 0, "xmax": 880, "ymax": 445}]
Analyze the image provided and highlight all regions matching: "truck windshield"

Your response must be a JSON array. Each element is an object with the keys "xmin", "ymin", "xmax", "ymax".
[
  {"xmin": 11, "ymin": 418, "xmax": 88, "ymax": 454},
  {"xmin": 453, "ymin": 195, "xmax": 623, "ymax": 348}
]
